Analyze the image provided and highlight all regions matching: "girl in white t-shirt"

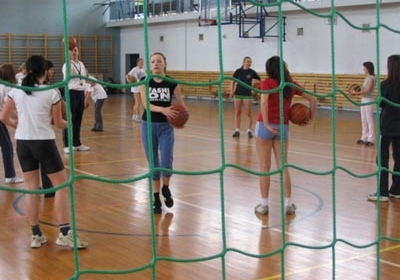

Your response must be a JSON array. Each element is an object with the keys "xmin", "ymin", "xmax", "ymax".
[
  {"xmin": 86, "ymin": 76, "xmax": 107, "ymax": 131},
  {"xmin": 126, "ymin": 58, "xmax": 146, "ymax": 122},
  {"xmin": 0, "ymin": 63, "xmax": 23, "ymax": 184},
  {"xmin": 0, "ymin": 55, "xmax": 88, "ymax": 249},
  {"xmin": 350, "ymin": 61, "xmax": 376, "ymax": 146}
]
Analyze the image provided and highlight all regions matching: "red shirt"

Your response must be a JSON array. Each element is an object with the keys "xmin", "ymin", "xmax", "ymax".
[{"xmin": 257, "ymin": 78, "xmax": 303, "ymax": 124}]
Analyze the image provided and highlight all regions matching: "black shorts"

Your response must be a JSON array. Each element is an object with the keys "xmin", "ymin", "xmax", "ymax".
[{"xmin": 16, "ymin": 140, "xmax": 64, "ymax": 174}]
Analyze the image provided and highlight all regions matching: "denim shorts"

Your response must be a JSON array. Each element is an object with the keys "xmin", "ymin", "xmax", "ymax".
[{"xmin": 255, "ymin": 122, "xmax": 289, "ymax": 140}]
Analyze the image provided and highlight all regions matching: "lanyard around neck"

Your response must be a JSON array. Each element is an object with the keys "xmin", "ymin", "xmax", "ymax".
[{"xmin": 71, "ymin": 61, "xmax": 81, "ymax": 75}]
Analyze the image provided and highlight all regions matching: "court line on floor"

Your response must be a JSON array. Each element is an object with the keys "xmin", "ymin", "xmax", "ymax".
[{"xmin": 258, "ymin": 244, "xmax": 400, "ymax": 280}]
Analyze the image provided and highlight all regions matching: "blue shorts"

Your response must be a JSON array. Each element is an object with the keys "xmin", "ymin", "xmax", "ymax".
[{"xmin": 255, "ymin": 122, "xmax": 289, "ymax": 140}]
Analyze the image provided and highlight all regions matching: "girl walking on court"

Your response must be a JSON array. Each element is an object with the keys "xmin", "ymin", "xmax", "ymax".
[
  {"xmin": 0, "ymin": 55, "xmax": 88, "ymax": 249},
  {"xmin": 350, "ymin": 61, "xmax": 376, "ymax": 146},
  {"xmin": 368, "ymin": 55, "xmax": 400, "ymax": 202},
  {"xmin": 254, "ymin": 56, "xmax": 316, "ymax": 215},
  {"xmin": 140, "ymin": 52, "xmax": 187, "ymax": 214}
]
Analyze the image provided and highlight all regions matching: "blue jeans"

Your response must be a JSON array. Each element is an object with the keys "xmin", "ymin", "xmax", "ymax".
[
  {"xmin": 141, "ymin": 121, "xmax": 174, "ymax": 180},
  {"xmin": 0, "ymin": 121, "xmax": 16, "ymax": 178}
]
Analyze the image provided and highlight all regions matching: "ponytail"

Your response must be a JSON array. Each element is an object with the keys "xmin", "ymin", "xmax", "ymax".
[{"xmin": 21, "ymin": 55, "xmax": 47, "ymax": 95}]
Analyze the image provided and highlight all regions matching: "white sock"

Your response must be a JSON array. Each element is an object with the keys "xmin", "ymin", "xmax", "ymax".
[
  {"xmin": 284, "ymin": 198, "xmax": 291, "ymax": 207},
  {"xmin": 261, "ymin": 198, "xmax": 269, "ymax": 207}
]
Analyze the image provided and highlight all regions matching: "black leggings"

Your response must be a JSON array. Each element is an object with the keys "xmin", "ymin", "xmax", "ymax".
[
  {"xmin": 379, "ymin": 135, "xmax": 400, "ymax": 196},
  {"xmin": 63, "ymin": 90, "xmax": 85, "ymax": 147},
  {"xmin": 16, "ymin": 140, "xmax": 64, "ymax": 174}
]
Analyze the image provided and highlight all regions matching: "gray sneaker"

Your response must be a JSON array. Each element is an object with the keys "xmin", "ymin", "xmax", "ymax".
[
  {"xmin": 254, "ymin": 204, "xmax": 269, "ymax": 215},
  {"xmin": 285, "ymin": 204, "xmax": 296, "ymax": 215},
  {"xmin": 74, "ymin": 145, "xmax": 90, "ymax": 151},
  {"xmin": 56, "ymin": 230, "xmax": 88, "ymax": 249},
  {"xmin": 31, "ymin": 234, "xmax": 48, "ymax": 248},
  {"xmin": 389, "ymin": 192, "xmax": 400, "ymax": 199},
  {"xmin": 367, "ymin": 192, "xmax": 389, "ymax": 202},
  {"xmin": 5, "ymin": 177, "xmax": 24, "ymax": 184}
]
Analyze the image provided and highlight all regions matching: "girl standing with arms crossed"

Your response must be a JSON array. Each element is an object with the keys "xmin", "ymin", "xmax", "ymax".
[
  {"xmin": 140, "ymin": 53, "xmax": 187, "ymax": 214},
  {"xmin": 254, "ymin": 56, "xmax": 316, "ymax": 215},
  {"xmin": 1, "ymin": 55, "xmax": 88, "ymax": 249}
]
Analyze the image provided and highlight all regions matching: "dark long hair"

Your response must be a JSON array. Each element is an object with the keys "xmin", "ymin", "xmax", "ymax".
[
  {"xmin": 22, "ymin": 55, "xmax": 47, "ymax": 95},
  {"xmin": 363, "ymin": 61, "xmax": 375, "ymax": 76},
  {"xmin": 0, "ymin": 64, "xmax": 17, "ymax": 83},
  {"xmin": 265, "ymin": 56, "xmax": 293, "ymax": 99},
  {"xmin": 386, "ymin": 55, "xmax": 400, "ymax": 85}
]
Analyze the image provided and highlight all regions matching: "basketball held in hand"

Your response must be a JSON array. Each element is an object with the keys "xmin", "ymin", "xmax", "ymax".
[
  {"xmin": 51, "ymin": 100, "xmax": 67, "ymax": 125},
  {"xmin": 126, "ymin": 74, "xmax": 137, "ymax": 83},
  {"xmin": 167, "ymin": 104, "xmax": 189, "ymax": 128},
  {"xmin": 349, "ymin": 84, "xmax": 361, "ymax": 93},
  {"xmin": 289, "ymin": 103, "xmax": 311, "ymax": 126}
]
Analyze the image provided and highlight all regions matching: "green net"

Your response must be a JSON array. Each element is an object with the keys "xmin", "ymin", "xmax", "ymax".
[{"xmin": 1, "ymin": 0, "xmax": 399, "ymax": 279}]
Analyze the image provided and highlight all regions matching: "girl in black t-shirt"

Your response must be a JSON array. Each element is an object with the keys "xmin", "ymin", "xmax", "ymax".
[{"xmin": 140, "ymin": 52, "xmax": 187, "ymax": 214}]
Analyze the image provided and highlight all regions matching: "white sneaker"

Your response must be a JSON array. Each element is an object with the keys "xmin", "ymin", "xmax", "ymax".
[
  {"xmin": 254, "ymin": 204, "xmax": 269, "ymax": 215},
  {"xmin": 285, "ymin": 204, "xmax": 296, "ymax": 215},
  {"xmin": 5, "ymin": 177, "xmax": 24, "ymax": 184},
  {"xmin": 132, "ymin": 114, "xmax": 136, "ymax": 121},
  {"xmin": 74, "ymin": 145, "xmax": 90, "ymax": 151},
  {"xmin": 367, "ymin": 192, "xmax": 389, "ymax": 202},
  {"xmin": 31, "ymin": 234, "xmax": 48, "ymax": 248},
  {"xmin": 56, "ymin": 230, "xmax": 88, "ymax": 249},
  {"xmin": 63, "ymin": 147, "xmax": 70, "ymax": 154}
]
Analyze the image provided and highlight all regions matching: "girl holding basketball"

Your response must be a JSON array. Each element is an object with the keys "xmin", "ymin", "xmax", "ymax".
[
  {"xmin": 350, "ymin": 61, "xmax": 376, "ymax": 146},
  {"xmin": 140, "ymin": 52, "xmax": 187, "ymax": 214},
  {"xmin": 254, "ymin": 56, "xmax": 316, "ymax": 216}
]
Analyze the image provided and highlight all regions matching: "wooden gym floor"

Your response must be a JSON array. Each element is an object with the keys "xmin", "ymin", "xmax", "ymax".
[{"xmin": 1, "ymin": 94, "xmax": 399, "ymax": 280}]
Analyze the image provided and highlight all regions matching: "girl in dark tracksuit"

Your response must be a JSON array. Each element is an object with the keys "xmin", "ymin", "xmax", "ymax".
[{"xmin": 368, "ymin": 55, "xmax": 400, "ymax": 202}]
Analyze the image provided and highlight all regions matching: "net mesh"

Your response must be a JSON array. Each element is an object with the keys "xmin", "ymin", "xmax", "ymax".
[{"xmin": 1, "ymin": 0, "xmax": 399, "ymax": 279}]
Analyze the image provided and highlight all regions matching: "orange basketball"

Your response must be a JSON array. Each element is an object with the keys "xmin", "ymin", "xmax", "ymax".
[
  {"xmin": 289, "ymin": 103, "xmax": 311, "ymax": 126},
  {"xmin": 51, "ymin": 100, "xmax": 67, "ymax": 125},
  {"xmin": 349, "ymin": 84, "xmax": 361, "ymax": 93},
  {"xmin": 167, "ymin": 104, "xmax": 189, "ymax": 128}
]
